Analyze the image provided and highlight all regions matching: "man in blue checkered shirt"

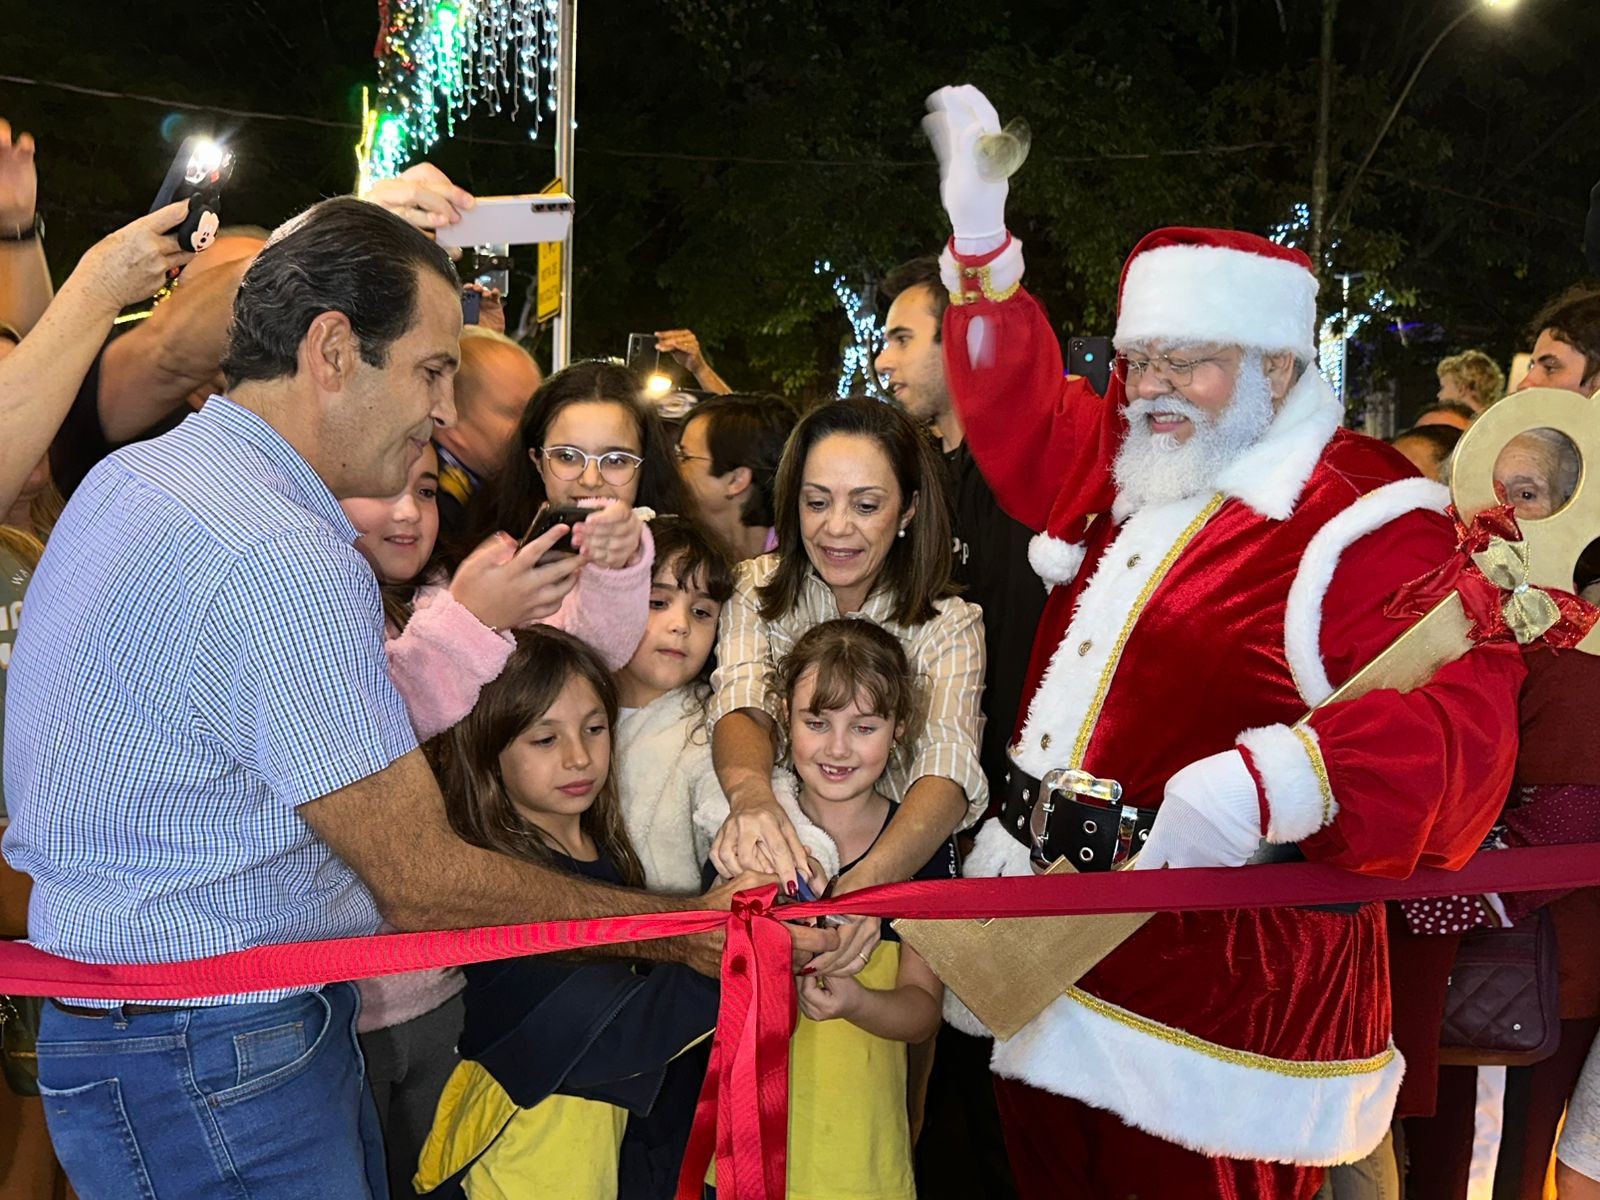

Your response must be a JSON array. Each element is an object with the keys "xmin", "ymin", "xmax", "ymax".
[{"xmin": 2, "ymin": 194, "xmax": 829, "ymax": 1200}]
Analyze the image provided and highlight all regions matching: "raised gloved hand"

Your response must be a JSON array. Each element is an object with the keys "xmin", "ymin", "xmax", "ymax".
[
  {"xmin": 1135, "ymin": 749, "xmax": 1264, "ymax": 870},
  {"xmin": 922, "ymin": 85, "xmax": 1009, "ymax": 245}
]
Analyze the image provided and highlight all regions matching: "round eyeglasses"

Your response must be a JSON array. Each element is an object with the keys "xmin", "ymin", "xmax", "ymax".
[
  {"xmin": 1113, "ymin": 351, "xmax": 1229, "ymax": 388},
  {"xmin": 535, "ymin": 445, "xmax": 645, "ymax": 485}
]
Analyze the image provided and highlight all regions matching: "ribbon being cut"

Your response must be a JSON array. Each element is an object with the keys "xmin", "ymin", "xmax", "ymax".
[
  {"xmin": 7, "ymin": 391, "xmax": 1600, "ymax": 1198},
  {"xmin": 6, "ymin": 850, "xmax": 1600, "ymax": 1200}
]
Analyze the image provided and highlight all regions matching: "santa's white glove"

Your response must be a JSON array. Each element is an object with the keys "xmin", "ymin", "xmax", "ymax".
[
  {"xmin": 923, "ymin": 85, "xmax": 1009, "ymax": 249},
  {"xmin": 1135, "ymin": 749, "xmax": 1263, "ymax": 870}
]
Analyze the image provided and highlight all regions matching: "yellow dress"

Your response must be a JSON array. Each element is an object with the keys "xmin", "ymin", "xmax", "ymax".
[{"xmin": 786, "ymin": 940, "xmax": 915, "ymax": 1200}]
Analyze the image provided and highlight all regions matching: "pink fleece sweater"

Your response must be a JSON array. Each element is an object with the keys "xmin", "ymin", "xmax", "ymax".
[{"xmin": 356, "ymin": 527, "xmax": 654, "ymax": 1033}]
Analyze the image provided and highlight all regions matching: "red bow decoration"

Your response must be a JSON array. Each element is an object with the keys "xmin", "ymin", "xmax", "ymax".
[
  {"xmin": 676, "ymin": 884, "xmax": 797, "ymax": 1200},
  {"xmin": 1386, "ymin": 502, "xmax": 1600, "ymax": 649}
]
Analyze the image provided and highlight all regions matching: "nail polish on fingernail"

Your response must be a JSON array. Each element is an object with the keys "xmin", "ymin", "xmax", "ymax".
[
  {"xmin": 786, "ymin": 880, "xmax": 798, "ymax": 897},
  {"xmin": 799, "ymin": 967, "xmax": 815, "ymax": 977}
]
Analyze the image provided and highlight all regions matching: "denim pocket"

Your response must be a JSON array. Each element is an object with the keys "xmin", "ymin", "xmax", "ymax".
[
  {"xmin": 233, "ymin": 1019, "xmax": 306, "ymax": 1085},
  {"xmin": 36, "ymin": 1076, "xmax": 159, "ymax": 1200},
  {"xmin": 204, "ymin": 990, "xmax": 331, "ymax": 1108}
]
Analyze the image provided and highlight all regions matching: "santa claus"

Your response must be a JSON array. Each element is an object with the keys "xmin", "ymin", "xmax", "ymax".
[{"xmin": 924, "ymin": 85, "xmax": 1524, "ymax": 1198}]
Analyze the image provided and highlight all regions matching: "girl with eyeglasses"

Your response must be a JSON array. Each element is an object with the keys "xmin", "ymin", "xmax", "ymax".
[{"xmin": 478, "ymin": 360, "xmax": 695, "ymax": 552}]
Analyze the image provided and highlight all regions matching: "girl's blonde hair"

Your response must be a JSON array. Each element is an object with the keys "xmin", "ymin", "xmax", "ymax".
[{"xmin": 429, "ymin": 626, "xmax": 644, "ymax": 887}]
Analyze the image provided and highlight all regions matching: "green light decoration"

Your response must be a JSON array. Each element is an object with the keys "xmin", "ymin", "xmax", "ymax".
[{"xmin": 357, "ymin": 0, "xmax": 561, "ymax": 188}]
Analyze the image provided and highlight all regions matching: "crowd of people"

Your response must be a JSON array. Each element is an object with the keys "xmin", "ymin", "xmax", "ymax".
[{"xmin": 1, "ymin": 79, "xmax": 1599, "ymax": 1200}]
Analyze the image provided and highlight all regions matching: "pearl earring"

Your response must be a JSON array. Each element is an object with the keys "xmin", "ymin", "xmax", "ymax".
[{"xmin": 897, "ymin": 526, "xmax": 907, "ymax": 539}]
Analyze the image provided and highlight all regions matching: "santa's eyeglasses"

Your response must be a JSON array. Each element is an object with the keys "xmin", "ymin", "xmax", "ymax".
[{"xmin": 1114, "ymin": 351, "xmax": 1229, "ymax": 387}]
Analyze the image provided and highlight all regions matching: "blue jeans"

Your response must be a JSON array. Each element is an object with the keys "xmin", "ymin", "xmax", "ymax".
[{"xmin": 35, "ymin": 982, "xmax": 388, "ymax": 1200}]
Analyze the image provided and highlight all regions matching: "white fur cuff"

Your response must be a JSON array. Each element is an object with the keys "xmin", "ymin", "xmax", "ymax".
[
  {"xmin": 943, "ymin": 988, "xmax": 994, "ymax": 1038},
  {"xmin": 1238, "ymin": 723, "xmax": 1337, "ymax": 843},
  {"xmin": 1027, "ymin": 533, "xmax": 1086, "ymax": 590}
]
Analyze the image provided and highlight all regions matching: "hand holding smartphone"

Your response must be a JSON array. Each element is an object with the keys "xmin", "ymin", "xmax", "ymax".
[
  {"xmin": 517, "ymin": 503, "xmax": 595, "ymax": 562},
  {"xmin": 151, "ymin": 136, "xmax": 234, "ymax": 254}
]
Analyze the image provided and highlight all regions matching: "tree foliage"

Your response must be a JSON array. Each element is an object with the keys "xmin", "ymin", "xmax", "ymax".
[{"xmin": 4, "ymin": 0, "xmax": 1597, "ymax": 413}]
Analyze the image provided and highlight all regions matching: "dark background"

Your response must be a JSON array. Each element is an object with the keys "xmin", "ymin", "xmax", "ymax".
[{"xmin": 2, "ymin": 0, "xmax": 1595, "ymax": 422}]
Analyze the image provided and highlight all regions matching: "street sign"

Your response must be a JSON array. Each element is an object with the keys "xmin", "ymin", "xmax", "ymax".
[{"xmin": 537, "ymin": 177, "xmax": 564, "ymax": 323}]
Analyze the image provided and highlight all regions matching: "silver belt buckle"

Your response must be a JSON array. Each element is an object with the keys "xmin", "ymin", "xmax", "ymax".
[{"xmin": 1031, "ymin": 768, "xmax": 1128, "ymax": 866}]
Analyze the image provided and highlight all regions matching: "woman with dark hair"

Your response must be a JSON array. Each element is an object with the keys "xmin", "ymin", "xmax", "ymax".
[
  {"xmin": 707, "ymin": 396, "xmax": 986, "ymax": 975},
  {"xmin": 478, "ymin": 360, "xmax": 693, "ymax": 549}
]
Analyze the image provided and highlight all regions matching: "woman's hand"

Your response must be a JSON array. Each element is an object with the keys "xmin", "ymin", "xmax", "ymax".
[
  {"xmin": 710, "ymin": 783, "xmax": 815, "ymax": 893},
  {"xmin": 449, "ymin": 526, "xmax": 584, "ymax": 630},
  {"xmin": 69, "ymin": 202, "xmax": 196, "ymax": 313},
  {"xmin": 805, "ymin": 914, "xmax": 883, "ymax": 980},
  {"xmin": 796, "ymin": 970, "xmax": 864, "ymax": 1022},
  {"xmin": 570, "ymin": 499, "xmax": 642, "ymax": 570}
]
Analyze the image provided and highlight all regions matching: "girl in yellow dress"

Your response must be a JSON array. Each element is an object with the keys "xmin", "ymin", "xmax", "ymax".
[{"xmin": 724, "ymin": 617, "xmax": 954, "ymax": 1200}]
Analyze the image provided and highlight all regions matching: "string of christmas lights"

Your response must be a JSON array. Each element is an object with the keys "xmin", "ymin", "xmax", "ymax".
[
  {"xmin": 814, "ymin": 260, "xmax": 884, "ymax": 399},
  {"xmin": 358, "ymin": 0, "xmax": 561, "ymax": 187},
  {"xmin": 1267, "ymin": 201, "xmax": 1392, "ymax": 406}
]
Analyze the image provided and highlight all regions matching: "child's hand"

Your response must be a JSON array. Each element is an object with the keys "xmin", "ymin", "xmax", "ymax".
[
  {"xmin": 570, "ymin": 499, "xmax": 642, "ymax": 569},
  {"xmin": 450, "ymin": 529, "xmax": 584, "ymax": 630},
  {"xmin": 797, "ymin": 970, "xmax": 863, "ymax": 1022}
]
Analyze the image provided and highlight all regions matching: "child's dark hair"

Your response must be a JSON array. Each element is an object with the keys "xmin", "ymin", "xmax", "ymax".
[
  {"xmin": 649, "ymin": 515, "xmax": 736, "ymax": 689},
  {"xmin": 429, "ymin": 626, "xmax": 645, "ymax": 887},
  {"xmin": 465, "ymin": 361, "xmax": 694, "ymax": 563},
  {"xmin": 776, "ymin": 618, "xmax": 919, "ymax": 740}
]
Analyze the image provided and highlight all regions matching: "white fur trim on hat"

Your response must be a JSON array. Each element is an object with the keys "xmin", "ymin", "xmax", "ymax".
[
  {"xmin": 1114, "ymin": 243, "xmax": 1318, "ymax": 362},
  {"xmin": 1238, "ymin": 723, "xmax": 1337, "ymax": 843},
  {"xmin": 1027, "ymin": 533, "xmax": 1086, "ymax": 590},
  {"xmin": 1283, "ymin": 477, "xmax": 1450, "ymax": 705}
]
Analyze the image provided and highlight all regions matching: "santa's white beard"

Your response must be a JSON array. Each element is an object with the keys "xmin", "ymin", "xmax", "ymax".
[{"xmin": 1112, "ymin": 355, "xmax": 1275, "ymax": 512}]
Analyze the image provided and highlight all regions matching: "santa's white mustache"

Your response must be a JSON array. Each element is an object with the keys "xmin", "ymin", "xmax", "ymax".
[{"xmin": 1123, "ymin": 394, "xmax": 1210, "ymax": 432}]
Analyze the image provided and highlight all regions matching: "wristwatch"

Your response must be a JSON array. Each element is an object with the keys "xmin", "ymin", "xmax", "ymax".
[{"xmin": 0, "ymin": 213, "xmax": 43, "ymax": 242}]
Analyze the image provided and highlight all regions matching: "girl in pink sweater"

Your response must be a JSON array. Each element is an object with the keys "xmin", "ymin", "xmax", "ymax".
[{"xmin": 340, "ymin": 442, "xmax": 653, "ymax": 1198}]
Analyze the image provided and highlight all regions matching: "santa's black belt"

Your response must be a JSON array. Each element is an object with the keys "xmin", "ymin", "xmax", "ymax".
[
  {"xmin": 1000, "ymin": 762, "xmax": 1157, "ymax": 872},
  {"xmin": 1002, "ymin": 760, "xmax": 1365, "ymax": 912}
]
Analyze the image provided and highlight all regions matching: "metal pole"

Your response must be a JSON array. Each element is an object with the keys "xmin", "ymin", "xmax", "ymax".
[{"xmin": 550, "ymin": 0, "xmax": 577, "ymax": 371}]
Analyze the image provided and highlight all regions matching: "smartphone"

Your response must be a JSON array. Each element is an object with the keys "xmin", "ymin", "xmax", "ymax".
[
  {"xmin": 435, "ymin": 193, "xmax": 575, "ymax": 249},
  {"xmin": 151, "ymin": 136, "xmax": 234, "ymax": 253},
  {"xmin": 461, "ymin": 288, "xmax": 482, "ymax": 325},
  {"xmin": 626, "ymin": 333, "xmax": 659, "ymax": 377},
  {"xmin": 517, "ymin": 503, "xmax": 593, "ymax": 558},
  {"xmin": 1068, "ymin": 335, "xmax": 1113, "ymax": 397}
]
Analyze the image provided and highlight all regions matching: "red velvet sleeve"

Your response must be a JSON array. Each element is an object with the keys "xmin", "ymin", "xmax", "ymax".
[
  {"xmin": 941, "ymin": 257, "xmax": 1117, "ymax": 533},
  {"xmin": 1300, "ymin": 508, "xmax": 1526, "ymax": 877}
]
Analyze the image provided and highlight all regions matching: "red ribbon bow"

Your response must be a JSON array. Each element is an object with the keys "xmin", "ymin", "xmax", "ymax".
[
  {"xmin": 676, "ymin": 884, "xmax": 796, "ymax": 1200},
  {"xmin": 1386, "ymin": 502, "xmax": 1600, "ymax": 649}
]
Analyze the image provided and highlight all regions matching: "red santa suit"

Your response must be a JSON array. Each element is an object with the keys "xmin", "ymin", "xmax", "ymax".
[{"xmin": 940, "ymin": 227, "xmax": 1524, "ymax": 1195}]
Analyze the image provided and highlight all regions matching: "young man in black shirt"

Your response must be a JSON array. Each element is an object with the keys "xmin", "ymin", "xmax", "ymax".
[{"xmin": 875, "ymin": 256, "xmax": 1051, "ymax": 1200}]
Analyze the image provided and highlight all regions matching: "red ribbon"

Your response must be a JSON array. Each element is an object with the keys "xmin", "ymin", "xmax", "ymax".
[
  {"xmin": 1386, "ymin": 503, "xmax": 1600, "ymax": 648},
  {"xmin": 9, "ymin": 846, "xmax": 1600, "ymax": 1199},
  {"xmin": 675, "ymin": 885, "xmax": 797, "ymax": 1199}
]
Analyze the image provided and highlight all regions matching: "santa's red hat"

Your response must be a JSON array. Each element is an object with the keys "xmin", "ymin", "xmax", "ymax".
[{"xmin": 1113, "ymin": 228, "xmax": 1319, "ymax": 362}]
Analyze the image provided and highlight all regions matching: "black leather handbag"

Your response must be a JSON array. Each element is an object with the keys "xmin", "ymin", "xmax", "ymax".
[{"xmin": 1438, "ymin": 909, "xmax": 1560, "ymax": 1067}]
